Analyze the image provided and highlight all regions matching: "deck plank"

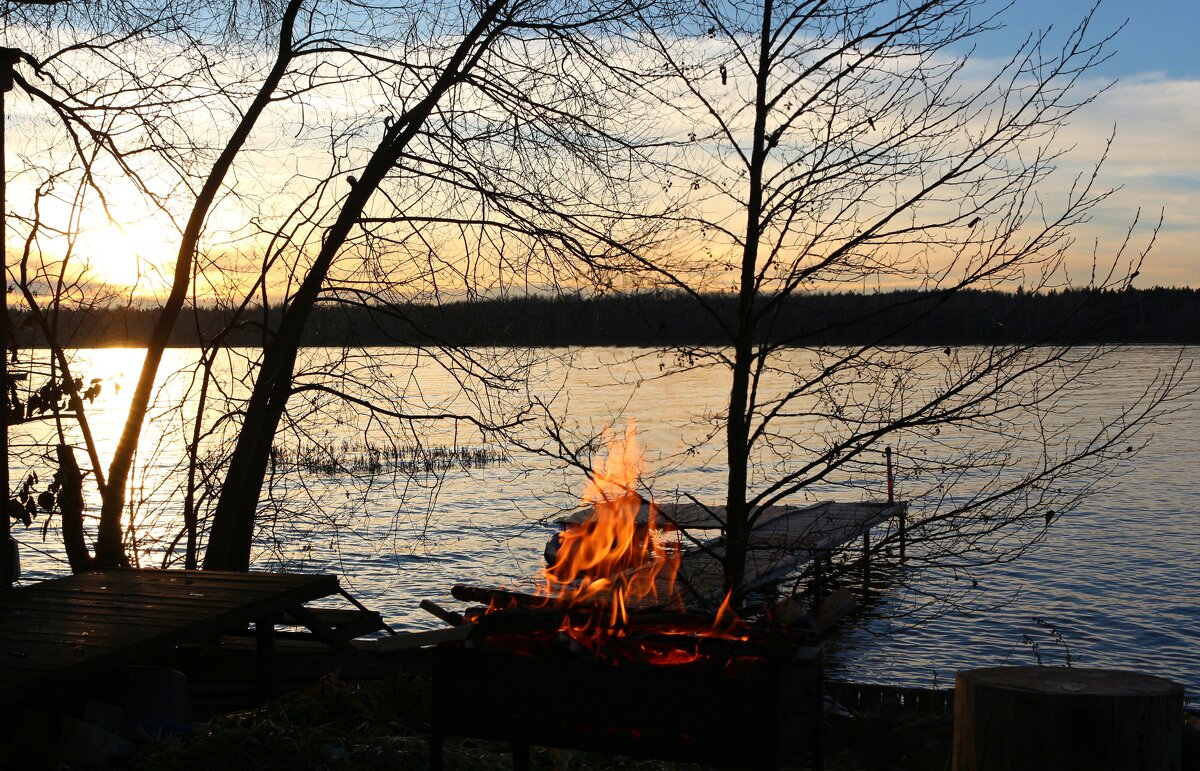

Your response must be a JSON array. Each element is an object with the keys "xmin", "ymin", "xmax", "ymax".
[
  {"xmin": 0, "ymin": 569, "xmax": 342, "ymax": 705},
  {"xmin": 674, "ymin": 501, "xmax": 905, "ymax": 602},
  {"xmin": 557, "ymin": 501, "xmax": 809, "ymax": 530}
]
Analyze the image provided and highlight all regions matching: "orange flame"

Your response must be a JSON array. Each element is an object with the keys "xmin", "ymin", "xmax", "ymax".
[
  {"xmin": 542, "ymin": 421, "xmax": 680, "ymax": 622},
  {"xmin": 704, "ymin": 589, "xmax": 750, "ymax": 640},
  {"xmin": 472, "ymin": 421, "xmax": 754, "ymax": 665}
]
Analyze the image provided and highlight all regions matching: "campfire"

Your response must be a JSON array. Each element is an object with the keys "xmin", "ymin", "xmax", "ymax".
[
  {"xmin": 459, "ymin": 423, "xmax": 776, "ymax": 667},
  {"xmin": 425, "ymin": 424, "xmax": 825, "ymax": 771}
]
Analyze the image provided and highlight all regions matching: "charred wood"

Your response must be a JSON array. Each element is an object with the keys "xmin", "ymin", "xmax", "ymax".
[{"xmin": 450, "ymin": 584, "xmax": 553, "ymax": 609}]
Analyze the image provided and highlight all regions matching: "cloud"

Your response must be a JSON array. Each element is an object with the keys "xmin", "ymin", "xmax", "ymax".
[
  {"xmin": 1051, "ymin": 74, "xmax": 1200, "ymax": 286},
  {"xmin": 1073, "ymin": 75, "xmax": 1200, "ymax": 177}
]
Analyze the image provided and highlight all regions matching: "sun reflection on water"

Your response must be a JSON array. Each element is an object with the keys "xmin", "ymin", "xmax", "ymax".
[{"xmin": 10, "ymin": 347, "xmax": 204, "ymax": 569}]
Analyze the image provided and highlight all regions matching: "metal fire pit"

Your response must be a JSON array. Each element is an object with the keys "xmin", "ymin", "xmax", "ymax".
[{"xmin": 430, "ymin": 642, "xmax": 822, "ymax": 770}]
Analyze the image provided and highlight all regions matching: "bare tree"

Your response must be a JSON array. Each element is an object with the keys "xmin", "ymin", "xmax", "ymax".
[
  {"xmin": 7, "ymin": 0, "xmax": 1183, "ymax": 611},
  {"xmin": 2, "ymin": 0, "xmax": 314, "ymax": 569},
  {"xmin": 6, "ymin": 0, "xmax": 662, "ymax": 573},
  {"xmin": 202, "ymin": 0, "xmax": 674, "ymax": 570},
  {"xmin": 514, "ymin": 0, "xmax": 1188, "ymax": 608}
]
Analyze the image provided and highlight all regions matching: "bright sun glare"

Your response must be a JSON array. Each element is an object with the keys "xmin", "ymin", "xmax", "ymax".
[{"xmin": 66, "ymin": 192, "xmax": 179, "ymax": 295}]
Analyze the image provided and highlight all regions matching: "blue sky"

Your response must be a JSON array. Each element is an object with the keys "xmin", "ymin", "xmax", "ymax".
[
  {"xmin": 968, "ymin": 0, "xmax": 1199, "ymax": 286},
  {"xmin": 7, "ymin": 0, "xmax": 1195, "ymax": 290},
  {"xmin": 987, "ymin": 0, "xmax": 1200, "ymax": 78}
]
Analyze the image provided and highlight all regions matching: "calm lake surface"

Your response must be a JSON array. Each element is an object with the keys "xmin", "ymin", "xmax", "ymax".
[{"xmin": 11, "ymin": 345, "xmax": 1199, "ymax": 700}]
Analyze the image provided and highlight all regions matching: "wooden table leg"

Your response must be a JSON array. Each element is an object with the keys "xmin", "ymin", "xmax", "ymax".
[{"xmin": 255, "ymin": 616, "xmax": 276, "ymax": 696}]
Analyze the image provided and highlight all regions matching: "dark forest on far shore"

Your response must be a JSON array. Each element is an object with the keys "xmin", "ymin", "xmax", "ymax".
[{"xmin": 16, "ymin": 286, "xmax": 1200, "ymax": 350}]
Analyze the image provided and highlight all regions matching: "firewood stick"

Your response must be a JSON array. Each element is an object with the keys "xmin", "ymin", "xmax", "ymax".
[
  {"xmin": 419, "ymin": 599, "xmax": 464, "ymax": 626},
  {"xmin": 450, "ymin": 584, "xmax": 554, "ymax": 609},
  {"xmin": 632, "ymin": 632, "xmax": 791, "ymax": 661},
  {"xmin": 450, "ymin": 583, "xmax": 685, "ymax": 613},
  {"xmin": 473, "ymin": 606, "xmax": 735, "ymax": 636},
  {"xmin": 475, "ymin": 608, "xmax": 575, "ymax": 633},
  {"xmin": 473, "ymin": 602, "xmax": 617, "ymax": 632},
  {"xmin": 373, "ymin": 624, "xmax": 476, "ymax": 653}
]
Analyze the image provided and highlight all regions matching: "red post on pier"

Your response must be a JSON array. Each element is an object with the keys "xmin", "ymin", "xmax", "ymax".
[{"xmin": 886, "ymin": 446, "xmax": 894, "ymax": 504}]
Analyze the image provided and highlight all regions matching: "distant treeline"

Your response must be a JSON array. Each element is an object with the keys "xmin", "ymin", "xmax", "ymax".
[{"xmin": 15, "ymin": 287, "xmax": 1200, "ymax": 349}]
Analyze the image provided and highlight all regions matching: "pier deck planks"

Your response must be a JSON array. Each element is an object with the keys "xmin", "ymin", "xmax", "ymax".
[
  {"xmin": 672, "ymin": 500, "xmax": 905, "ymax": 602},
  {"xmin": 557, "ymin": 499, "xmax": 905, "ymax": 605}
]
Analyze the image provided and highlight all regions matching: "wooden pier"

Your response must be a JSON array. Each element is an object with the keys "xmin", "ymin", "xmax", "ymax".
[
  {"xmin": 671, "ymin": 500, "xmax": 906, "ymax": 602},
  {"xmin": 554, "ymin": 498, "xmax": 908, "ymax": 606},
  {"xmin": 0, "ymin": 568, "xmax": 383, "ymax": 707}
]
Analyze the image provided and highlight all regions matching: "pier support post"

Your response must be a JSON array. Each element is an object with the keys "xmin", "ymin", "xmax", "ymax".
[{"xmin": 885, "ymin": 447, "xmax": 894, "ymax": 503}]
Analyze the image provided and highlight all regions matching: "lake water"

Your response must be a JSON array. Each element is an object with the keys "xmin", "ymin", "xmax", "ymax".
[{"xmin": 10, "ymin": 345, "xmax": 1198, "ymax": 700}]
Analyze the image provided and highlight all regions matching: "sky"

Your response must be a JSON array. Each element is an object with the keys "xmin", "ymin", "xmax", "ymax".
[
  {"xmin": 984, "ymin": 0, "xmax": 1199, "ymax": 79},
  {"xmin": 5, "ymin": 0, "xmax": 1198, "ymax": 294},
  {"xmin": 967, "ymin": 0, "xmax": 1199, "ymax": 287}
]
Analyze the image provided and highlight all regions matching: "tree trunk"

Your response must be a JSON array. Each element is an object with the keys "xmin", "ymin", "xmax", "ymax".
[
  {"xmin": 55, "ymin": 443, "xmax": 92, "ymax": 572},
  {"xmin": 90, "ymin": 0, "xmax": 303, "ymax": 568},
  {"xmin": 722, "ymin": 0, "xmax": 773, "ymax": 607},
  {"xmin": 203, "ymin": 0, "xmax": 510, "ymax": 571},
  {"xmin": 953, "ymin": 666, "xmax": 1183, "ymax": 771}
]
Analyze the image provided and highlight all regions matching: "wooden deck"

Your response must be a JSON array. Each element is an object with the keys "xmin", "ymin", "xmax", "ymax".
[
  {"xmin": 673, "ymin": 500, "xmax": 905, "ymax": 603},
  {"xmin": 559, "ymin": 499, "xmax": 899, "ymax": 532},
  {"xmin": 0, "ymin": 569, "xmax": 352, "ymax": 706}
]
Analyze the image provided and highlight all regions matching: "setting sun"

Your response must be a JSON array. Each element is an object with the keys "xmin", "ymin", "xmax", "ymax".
[{"xmin": 74, "ymin": 208, "xmax": 178, "ymax": 294}]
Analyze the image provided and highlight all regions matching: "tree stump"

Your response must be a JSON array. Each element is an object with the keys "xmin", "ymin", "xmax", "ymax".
[{"xmin": 953, "ymin": 666, "xmax": 1183, "ymax": 771}]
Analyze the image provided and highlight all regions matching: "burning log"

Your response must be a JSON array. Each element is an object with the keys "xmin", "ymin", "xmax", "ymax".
[
  {"xmin": 451, "ymin": 582, "xmax": 670, "ymax": 618},
  {"xmin": 467, "ymin": 602, "xmax": 714, "ymax": 637},
  {"xmin": 450, "ymin": 584, "xmax": 557, "ymax": 610},
  {"xmin": 467, "ymin": 601, "xmax": 796, "ymax": 668},
  {"xmin": 470, "ymin": 605, "xmax": 581, "ymax": 633}
]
